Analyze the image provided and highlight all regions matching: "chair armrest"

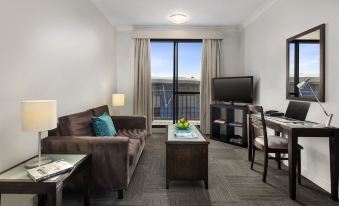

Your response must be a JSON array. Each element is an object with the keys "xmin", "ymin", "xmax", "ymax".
[
  {"xmin": 111, "ymin": 115, "xmax": 146, "ymax": 130},
  {"xmin": 42, "ymin": 136, "xmax": 129, "ymax": 190}
]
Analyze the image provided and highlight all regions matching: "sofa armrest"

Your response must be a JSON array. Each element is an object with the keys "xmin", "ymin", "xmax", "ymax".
[
  {"xmin": 111, "ymin": 115, "xmax": 146, "ymax": 130},
  {"xmin": 42, "ymin": 136, "xmax": 129, "ymax": 190}
]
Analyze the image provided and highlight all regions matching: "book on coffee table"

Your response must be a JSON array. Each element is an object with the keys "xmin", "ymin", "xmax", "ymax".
[
  {"xmin": 27, "ymin": 160, "xmax": 74, "ymax": 182},
  {"xmin": 174, "ymin": 130, "xmax": 197, "ymax": 139}
]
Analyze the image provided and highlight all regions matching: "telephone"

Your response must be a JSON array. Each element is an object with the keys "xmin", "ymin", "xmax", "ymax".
[{"xmin": 264, "ymin": 110, "xmax": 284, "ymax": 117}]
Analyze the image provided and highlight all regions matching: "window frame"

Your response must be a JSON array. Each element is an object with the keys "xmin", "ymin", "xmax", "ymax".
[{"xmin": 150, "ymin": 39, "xmax": 203, "ymax": 126}]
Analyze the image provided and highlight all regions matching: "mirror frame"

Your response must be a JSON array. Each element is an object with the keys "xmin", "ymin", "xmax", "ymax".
[{"xmin": 286, "ymin": 24, "xmax": 325, "ymax": 102}]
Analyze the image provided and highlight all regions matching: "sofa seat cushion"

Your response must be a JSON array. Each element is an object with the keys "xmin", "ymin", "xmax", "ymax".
[
  {"xmin": 128, "ymin": 139, "xmax": 141, "ymax": 166},
  {"xmin": 255, "ymin": 135, "xmax": 288, "ymax": 149},
  {"xmin": 118, "ymin": 129, "xmax": 146, "ymax": 145},
  {"xmin": 58, "ymin": 110, "xmax": 95, "ymax": 136}
]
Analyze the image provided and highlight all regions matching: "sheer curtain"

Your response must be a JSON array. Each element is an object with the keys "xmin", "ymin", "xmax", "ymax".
[
  {"xmin": 200, "ymin": 39, "xmax": 221, "ymax": 134},
  {"xmin": 133, "ymin": 38, "xmax": 152, "ymax": 134}
]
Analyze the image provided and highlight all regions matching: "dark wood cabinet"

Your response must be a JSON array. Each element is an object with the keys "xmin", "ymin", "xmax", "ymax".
[
  {"xmin": 166, "ymin": 125, "xmax": 209, "ymax": 189},
  {"xmin": 166, "ymin": 143, "xmax": 208, "ymax": 189},
  {"xmin": 210, "ymin": 104, "xmax": 248, "ymax": 147}
]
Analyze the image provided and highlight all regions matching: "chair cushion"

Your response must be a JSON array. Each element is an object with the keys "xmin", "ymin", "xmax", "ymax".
[
  {"xmin": 255, "ymin": 135, "xmax": 288, "ymax": 149},
  {"xmin": 58, "ymin": 110, "xmax": 95, "ymax": 136},
  {"xmin": 92, "ymin": 112, "xmax": 117, "ymax": 136},
  {"xmin": 118, "ymin": 129, "xmax": 146, "ymax": 145},
  {"xmin": 92, "ymin": 105, "xmax": 110, "ymax": 116},
  {"xmin": 128, "ymin": 139, "xmax": 141, "ymax": 166}
]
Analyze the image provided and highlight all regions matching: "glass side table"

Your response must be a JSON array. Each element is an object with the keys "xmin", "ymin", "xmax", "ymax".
[{"xmin": 0, "ymin": 154, "xmax": 91, "ymax": 206}]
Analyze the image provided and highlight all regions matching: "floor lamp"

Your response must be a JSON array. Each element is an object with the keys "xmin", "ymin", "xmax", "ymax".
[
  {"xmin": 297, "ymin": 79, "xmax": 333, "ymax": 127},
  {"xmin": 22, "ymin": 100, "xmax": 57, "ymax": 168}
]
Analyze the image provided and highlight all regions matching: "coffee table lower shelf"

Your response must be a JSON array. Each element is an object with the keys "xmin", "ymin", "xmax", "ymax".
[{"xmin": 166, "ymin": 142, "xmax": 209, "ymax": 189}]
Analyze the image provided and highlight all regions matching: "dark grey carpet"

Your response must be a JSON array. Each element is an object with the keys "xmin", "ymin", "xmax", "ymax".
[{"xmin": 64, "ymin": 133, "xmax": 339, "ymax": 206}]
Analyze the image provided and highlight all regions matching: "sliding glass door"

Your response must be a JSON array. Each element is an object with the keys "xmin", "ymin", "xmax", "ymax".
[
  {"xmin": 151, "ymin": 40, "xmax": 202, "ymax": 126},
  {"xmin": 151, "ymin": 41, "xmax": 174, "ymax": 125}
]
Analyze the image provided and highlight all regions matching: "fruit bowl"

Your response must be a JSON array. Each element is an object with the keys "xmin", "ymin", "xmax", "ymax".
[{"xmin": 175, "ymin": 117, "xmax": 191, "ymax": 130}]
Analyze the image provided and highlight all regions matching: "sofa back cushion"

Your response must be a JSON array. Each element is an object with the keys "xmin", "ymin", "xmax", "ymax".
[
  {"xmin": 58, "ymin": 110, "xmax": 95, "ymax": 136},
  {"xmin": 48, "ymin": 124, "xmax": 61, "ymax": 136},
  {"xmin": 92, "ymin": 105, "xmax": 110, "ymax": 116}
]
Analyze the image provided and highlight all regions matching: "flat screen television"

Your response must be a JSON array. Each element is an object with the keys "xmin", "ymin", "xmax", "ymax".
[{"xmin": 212, "ymin": 76, "xmax": 253, "ymax": 103}]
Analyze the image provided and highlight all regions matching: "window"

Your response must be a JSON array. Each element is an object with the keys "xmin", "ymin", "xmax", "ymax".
[
  {"xmin": 151, "ymin": 40, "xmax": 202, "ymax": 126},
  {"xmin": 288, "ymin": 40, "xmax": 321, "ymax": 98}
]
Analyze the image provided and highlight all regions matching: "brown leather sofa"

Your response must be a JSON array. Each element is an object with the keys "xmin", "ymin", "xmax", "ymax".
[{"xmin": 42, "ymin": 105, "xmax": 146, "ymax": 198}]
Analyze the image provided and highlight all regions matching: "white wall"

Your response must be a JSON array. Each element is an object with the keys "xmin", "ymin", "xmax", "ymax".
[
  {"xmin": 0, "ymin": 0, "xmax": 116, "ymax": 205},
  {"xmin": 242, "ymin": 0, "xmax": 339, "ymax": 192},
  {"xmin": 115, "ymin": 29, "xmax": 135, "ymax": 115},
  {"xmin": 221, "ymin": 28, "xmax": 244, "ymax": 76}
]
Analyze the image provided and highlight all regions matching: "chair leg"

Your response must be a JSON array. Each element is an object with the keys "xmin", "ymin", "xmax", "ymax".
[
  {"xmin": 276, "ymin": 153, "xmax": 281, "ymax": 170},
  {"xmin": 251, "ymin": 148, "xmax": 256, "ymax": 170},
  {"xmin": 118, "ymin": 189, "xmax": 124, "ymax": 199},
  {"xmin": 298, "ymin": 149, "xmax": 301, "ymax": 185},
  {"xmin": 263, "ymin": 151, "xmax": 268, "ymax": 183}
]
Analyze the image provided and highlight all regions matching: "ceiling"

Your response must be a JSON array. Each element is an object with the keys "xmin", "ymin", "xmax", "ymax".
[{"xmin": 91, "ymin": 0, "xmax": 277, "ymax": 28}]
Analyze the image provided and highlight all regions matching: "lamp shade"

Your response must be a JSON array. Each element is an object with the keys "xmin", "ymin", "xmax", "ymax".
[
  {"xmin": 112, "ymin": 94, "xmax": 125, "ymax": 106},
  {"xmin": 21, "ymin": 100, "xmax": 57, "ymax": 132},
  {"xmin": 297, "ymin": 78, "xmax": 310, "ymax": 90}
]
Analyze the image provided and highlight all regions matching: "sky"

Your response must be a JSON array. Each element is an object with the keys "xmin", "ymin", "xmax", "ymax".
[
  {"xmin": 299, "ymin": 43, "xmax": 320, "ymax": 77},
  {"xmin": 289, "ymin": 43, "xmax": 320, "ymax": 78},
  {"xmin": 151, "ymin": 42, "xmax": 202, "ymax": 79}
]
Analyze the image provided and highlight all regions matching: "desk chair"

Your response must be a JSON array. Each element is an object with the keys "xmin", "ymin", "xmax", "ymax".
[{"xmin": 248, "ymin": 105, "xmax": 302, "ymax": 183}]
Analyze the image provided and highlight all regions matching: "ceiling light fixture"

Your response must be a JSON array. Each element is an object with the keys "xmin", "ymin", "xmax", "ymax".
[{"xmin": 168, "ymin": 13, "xmax": 190, "ymax": 24}]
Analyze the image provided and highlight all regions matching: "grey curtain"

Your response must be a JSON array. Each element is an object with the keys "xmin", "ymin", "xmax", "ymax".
[
  {"xmin": 133, "ymin": 38, "xmax": 152, "ymax": 134},
  {"xmin": 200, "ymin": 39, "xmax": 221, "ymax": 134}
]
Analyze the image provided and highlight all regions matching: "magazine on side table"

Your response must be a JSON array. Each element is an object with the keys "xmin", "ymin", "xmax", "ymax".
[{"xmin": 27, "ymin": 160, "xmax": 74, "ymax": 182}]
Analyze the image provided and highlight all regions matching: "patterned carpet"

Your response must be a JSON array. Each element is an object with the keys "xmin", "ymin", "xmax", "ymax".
[{"xmin": 64, "ymin": 133, "xmax": 339, "ymax": 206}]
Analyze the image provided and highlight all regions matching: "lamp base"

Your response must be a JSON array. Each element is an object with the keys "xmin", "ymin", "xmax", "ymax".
[{"xmin": 25, "ymin": 156, "xmax": 53, "ymax": 169}]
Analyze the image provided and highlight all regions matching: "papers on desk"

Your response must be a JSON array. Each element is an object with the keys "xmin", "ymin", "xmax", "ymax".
[
  {"xmin": 265, "ymin": 116, "xmax": 301, "ymax": 123},
  {"xmin": 265, "ymin": 116, "xmax": 324, "ymax": 128},
  {"xmin": 286, "ymin": 122, "xmax": 325, "ymax": 128}
]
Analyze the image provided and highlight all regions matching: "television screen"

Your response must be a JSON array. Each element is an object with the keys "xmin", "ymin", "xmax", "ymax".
[{"xmin": 212, "ymin": 76, "xmax": 253, "ymax": 103}]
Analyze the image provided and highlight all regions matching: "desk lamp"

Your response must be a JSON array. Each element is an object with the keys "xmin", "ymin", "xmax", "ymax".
[
  {"xmin": 297, "ymin": 79, "xmax": 333, "ymax": 127},
  {"xmin": 22, "ymin": 100, "xmax": 57, "ymax": 168}
]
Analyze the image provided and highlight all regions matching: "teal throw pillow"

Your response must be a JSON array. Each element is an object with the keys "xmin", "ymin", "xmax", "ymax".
[{"xmin": 92, "ymin": 112, "xmax": 117, "ymax": 136}]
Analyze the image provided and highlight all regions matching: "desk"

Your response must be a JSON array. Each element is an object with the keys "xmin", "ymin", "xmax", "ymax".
[{"xmin": 248, "ymin": 116, "xmax": 339, "ymax": 201}]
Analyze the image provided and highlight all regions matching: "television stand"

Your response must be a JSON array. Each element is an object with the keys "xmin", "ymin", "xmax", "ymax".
[{"xmin": 210, "ymin": 103, "xmax": 248, "ymax": 147}]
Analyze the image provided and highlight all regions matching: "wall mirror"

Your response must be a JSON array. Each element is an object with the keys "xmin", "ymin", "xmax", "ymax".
[{"xmin": 286, "ymin": 24, "xmax": 325, "ymax": 102}]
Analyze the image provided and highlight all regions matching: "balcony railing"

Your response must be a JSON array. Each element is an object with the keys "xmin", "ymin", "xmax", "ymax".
[{"xmin": 152, "ymin": 90, "xmax": 200, "ymax": 121}]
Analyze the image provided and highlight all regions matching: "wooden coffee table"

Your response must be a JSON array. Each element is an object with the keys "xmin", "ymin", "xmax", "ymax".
[
  {"xmin": 166, "ymin": 125, "xmax": 209, "ymax": 189},
  {"xmin": 0, "ymin": 154, "xmax": 91, "ymax": 206}
]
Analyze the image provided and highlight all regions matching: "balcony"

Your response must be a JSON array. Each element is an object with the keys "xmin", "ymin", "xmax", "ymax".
[{"xmin": 152, "ymin": 77, "xmax": 200, "ymax": 126}]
